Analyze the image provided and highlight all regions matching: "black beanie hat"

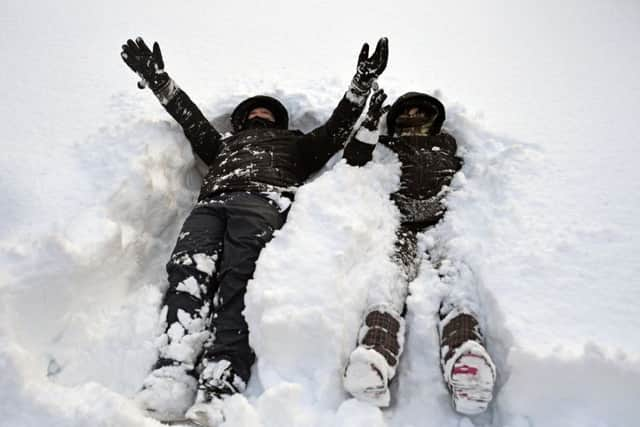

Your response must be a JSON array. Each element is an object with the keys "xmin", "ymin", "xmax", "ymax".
[
  {"xmin": 386, "ymin": 92, "xmax": 446, "ymax": 135},
  {"xmin": 231, "ymin": 95, "xmax": 289, "ymax": 132}
]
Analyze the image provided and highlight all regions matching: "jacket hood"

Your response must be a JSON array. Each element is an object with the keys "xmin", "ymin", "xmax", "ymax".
[
  {"xmin": 231, "ymin": 95, "xmax": 289, "ymax": 132},
  {"xmin": 386, "ymin": 92, "xmax": 446, "ymax": 135}
]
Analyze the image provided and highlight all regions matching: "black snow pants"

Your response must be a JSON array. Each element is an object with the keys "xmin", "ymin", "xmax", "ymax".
[{"xmin": 162, "ymin": 192, "xmax": 285, "ymax": 384}]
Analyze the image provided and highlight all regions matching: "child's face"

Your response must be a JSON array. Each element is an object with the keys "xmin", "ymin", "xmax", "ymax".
[{"xmin": 247, "ymin": 107, "xmax": 276, "ymax": 122}]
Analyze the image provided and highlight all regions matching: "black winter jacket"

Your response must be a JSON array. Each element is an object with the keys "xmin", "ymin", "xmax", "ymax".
[
  {"xmin": 162, "ymin": 88, "xmax": 365, "ymax": 201},
  {"xmin": 344, "ymin": 133, "xmax": 462, "ymax": 228}
]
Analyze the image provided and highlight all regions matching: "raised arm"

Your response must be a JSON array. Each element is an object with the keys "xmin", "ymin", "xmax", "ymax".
[
  {"xmin": 299, "ymin": 38, "xmax": 389, "ymax": 172},
  {"xmin": 121, "ymin": 37, "xmax": 222, "ymax": 165},
  {"xmin": 343, "ymin": 88, "xmax": 388, "ymax": 166}
]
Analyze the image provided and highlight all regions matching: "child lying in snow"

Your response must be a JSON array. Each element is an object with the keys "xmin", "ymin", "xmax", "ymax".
[
  {"xmin": 342, "ymin": 89, "xmax": 497, "ymax": 415},
  {"xmin": 121, "ymin": 36, "xmax": 387, "ymax": 425}
]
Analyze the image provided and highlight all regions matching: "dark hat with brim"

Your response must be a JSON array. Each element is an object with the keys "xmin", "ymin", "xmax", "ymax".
[
  {"xmin": 387, "ymin": 92, "xmax": 446, "ymax": 135},
  {"xmin": 231, "ymin": 95, "xmax": 289, "ymax": 132}
]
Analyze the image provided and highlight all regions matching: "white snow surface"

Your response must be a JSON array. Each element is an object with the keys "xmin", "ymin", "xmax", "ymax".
[{"xmin": 2, "ymin": 0, "xmax": 640, "ymax": 426}]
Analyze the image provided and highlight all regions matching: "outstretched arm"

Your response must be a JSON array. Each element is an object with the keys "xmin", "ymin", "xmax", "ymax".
[
  {"xmin": 299, "ymin": 38, "xmax": 389, "ymax": 172},
  {"xmin": 121, "ymin": 37, "xmax": 222, "ymax": 165},
  {"xmin": 343, "ymin": 88, "xmax": 388, "ymax": 166}
]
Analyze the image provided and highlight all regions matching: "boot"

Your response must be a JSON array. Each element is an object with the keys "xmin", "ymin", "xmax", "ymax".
[
  {"xmin": 343, "ymin": 305, "xmax": 405, "ymax": 407},
  {"xmin": 439, "ymin": 310, "xmax": 496, "ymax": 415},
  {"xmin": 185, "ymin": 359, "xmax": 246, "ymax": 426},
  {"xmin": 135, "ymin": 358, "xmax": 198, "ymax": 422}
]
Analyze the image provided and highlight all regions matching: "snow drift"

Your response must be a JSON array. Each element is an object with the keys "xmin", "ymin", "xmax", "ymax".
[{"xmin": 3, "ymin": 86, "xmax": 638, "ymax": 427}]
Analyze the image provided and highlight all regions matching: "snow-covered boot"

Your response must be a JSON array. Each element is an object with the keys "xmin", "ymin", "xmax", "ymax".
[
  {"xmin": 185, "ymin": 359, "xmax": 246, "ymax": 426},
  {"xmin": 439, "ymin": 310, "xmax": 496, "ymax": 415},
  {"xmin": 343, "ymin": 305, "xmax": 405, "ymax": 407},
  {"xmin": 135, "ymin": 359, "xmax": 198, "ymax": 422}
]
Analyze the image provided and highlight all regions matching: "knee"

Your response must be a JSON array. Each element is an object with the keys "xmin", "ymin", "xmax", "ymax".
[{"xmin": 166, "ymin": 251, "xmax": 220, "ymax": 283}]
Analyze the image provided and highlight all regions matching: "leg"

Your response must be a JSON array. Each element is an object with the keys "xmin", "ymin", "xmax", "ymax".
[
  {"xmin": 186, "ymin": 194, "xmax": 284, "ymax": 426},
  {"xmin": 197, "ymin": 194, "xmax": 284, "ymax": 394},
  {"xmin": 343, "ymin": 225, "xmax": 418, "ymax": 407},
  {"xmin": 137, "ymin": 203, "xmax": 226, "ymax": 421},
  {"xmin": 161, "ymin": 204, "xmax": 226, "ymax": 364},
  {"xmin": 436, "ymin": 260, "xmax": 496, "ymax": 415}
]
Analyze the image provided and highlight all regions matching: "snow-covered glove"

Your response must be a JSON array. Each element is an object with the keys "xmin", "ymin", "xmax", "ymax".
[
  {"xmin": 343, "ymin": 88, "xmax": 387, "ymax": 166},
  {"xmin": 121, "ymin": 37, "xmax": 170, "ymax": 91},
  {"xmin": 353, "ymin": 87, "xmax": 388, "ymax": 144},
  {"xmin": 361, "ymin": 88, "xmax": 389, "ymax": 131},
  {"xmin": 350, "ymin": 37, "xmax": 389, "ymax": 97}
]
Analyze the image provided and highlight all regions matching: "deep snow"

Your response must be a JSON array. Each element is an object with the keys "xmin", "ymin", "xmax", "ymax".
[{"xmin": 2, "ymin": 1, "xmax": 640, "ymax": 426}]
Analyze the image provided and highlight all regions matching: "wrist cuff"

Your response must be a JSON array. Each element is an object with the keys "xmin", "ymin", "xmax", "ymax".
[
  {"xmin": 346, "ymin": 79, "xmax": 370, "ymax": 105},
  {"xmin": 153, "ymin": 77, "xmax": 179, "ymax": 106},
  {"xmin": 355, "ymin": 127, "xmax": 379, "ymax": 145}
]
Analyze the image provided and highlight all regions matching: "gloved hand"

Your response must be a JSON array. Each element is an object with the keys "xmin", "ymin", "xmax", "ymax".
[
  {"xmin": 120, "ymin": 37, "xmax": 169, "ymax": 91},
  {"xmin": 361, "ymin": 87, "xmax": 389, "ymax": 131},
  {"xmin": 351, "ymin": 37, "xmax": 389, "ymax": 96},
  {"xmin": 343, "ymin": 88, "xmax": 388, "ymax": 166}
]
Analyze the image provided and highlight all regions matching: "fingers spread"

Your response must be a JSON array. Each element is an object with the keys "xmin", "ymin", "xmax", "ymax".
[
  {"xmin": 126, "ymin": 39, "xmax": 137, "ymax": 50},
  {"xmin": 136, "ymin": 37, "xmax": 152, "ymax": 54},
  {"xmin": 375, "ymin": 37, "xmax": 388, "ymax": 52},
  {"xmin": 358, "ymin": 43, "xmax": 370, "ymax": 64},
  {"xmin": 152, "ymin": 42, "xmax": 164, "ymax": 69},
  {"xmin": 121, "ymin": 45, "xmax": 134, "ymax": 65},
  {"xmin": 373, "ymin": 37, "xmax": 389, "ymax": 73}
]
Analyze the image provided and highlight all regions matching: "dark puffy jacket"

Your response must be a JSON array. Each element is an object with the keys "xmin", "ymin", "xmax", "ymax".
[
  {"xmin": 163, "ymin": 88, "xmax": 365, "ymax": 201},
  {"xmin": 344, "ymin": 133, "xmax": 462, "ymax": 228}
]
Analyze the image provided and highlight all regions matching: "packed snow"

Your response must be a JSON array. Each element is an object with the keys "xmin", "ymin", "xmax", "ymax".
[{"xmin": 2, "ymin": 0, "xmax": 640, "ymax": 426}]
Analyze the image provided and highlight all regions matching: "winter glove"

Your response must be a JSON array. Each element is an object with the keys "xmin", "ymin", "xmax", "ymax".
[
  {"xmin": 343, "ymin": 88, "xmax": 388, "ymax": 166},
  {"xmin": 121, "ymin": 37, "xmax": 169, "ymax": 91},
  {"xmin": 361, "ymin": 87, "xmax": 389, "ymax": 131},
  {"xmin": 350, "ymin": 37, "xmax": 389, "ymax": 97}
]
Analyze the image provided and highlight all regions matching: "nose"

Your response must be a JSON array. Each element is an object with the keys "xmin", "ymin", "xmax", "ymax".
[{"xmin": 407, "ymin": 107, "xmax": 420, "ymax": 117}]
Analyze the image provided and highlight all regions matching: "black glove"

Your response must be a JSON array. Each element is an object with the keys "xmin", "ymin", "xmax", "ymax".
[
  {"xmin": 343, "ymin": 88, "xmax": 387, "ymax": 166},
  {"xmin": 120, "ymin": 37, "xmax": 169, "ymax": 91},
  {"xmin": 361, "ymin": 88, "xmax": 389, "ymax": 131},
  {"xmin": 351, "ymin": 37, "xmax": 389, "ymax": 96}
]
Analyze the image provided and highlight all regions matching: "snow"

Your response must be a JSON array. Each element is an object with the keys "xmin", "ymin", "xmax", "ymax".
[
  {"xmin": 344, "ymin": 346, "xmax": 395, "ymax": 407},
  {"xmin": 2, "ymin": 0, "xmax": 640, "ymax": 426},
  {"xmin": 355, "ymin": 126, "xmax": 380, "ymax": 145}
]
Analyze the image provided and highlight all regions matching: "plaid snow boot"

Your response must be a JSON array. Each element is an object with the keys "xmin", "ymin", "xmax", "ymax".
[
  {"xmin": 439, "ymin": 310, "xmax": 496, "ymax": 415},
  {"xmin": 185, "ymin": 359, "xmax": 246, "ymax": 426},
  {"xmin": 343, "ymin": 305, "xmax": 406, "ymax": 407}
]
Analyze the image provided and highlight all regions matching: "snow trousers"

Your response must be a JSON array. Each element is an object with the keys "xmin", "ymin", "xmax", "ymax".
[
  {"xmin": 358, "ymin": 222, "xmax": 486, "ymax": 368},
  {"xmin": 365, "ymin": 224, "xmax": 421, "ymax": 314},
  {"xmin": 393, "ymin": 223, "xmax": 488, "ymax": 363},
  {"xmin": 161, "ymin": 192, "xmax": 285, "ymax": 384}
]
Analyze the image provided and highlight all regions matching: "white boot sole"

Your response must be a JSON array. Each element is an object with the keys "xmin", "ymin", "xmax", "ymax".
[{"xmin": 449, "ymin": 353, "xmax": 495, "ymax": 415}]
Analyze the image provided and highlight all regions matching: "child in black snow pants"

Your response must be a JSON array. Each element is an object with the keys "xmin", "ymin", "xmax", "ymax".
[{"xmin": 120, "ymin": 36, "xmax": 388, "ymax": 424}]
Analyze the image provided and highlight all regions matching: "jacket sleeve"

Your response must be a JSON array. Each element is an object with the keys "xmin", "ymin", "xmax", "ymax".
[
  {"xmin": 153, "ymin": 78, "xmax": 222, "ymax": 165},
  {"xmin": 297, "ymin": 91, "xmax": 367, "ymax": 173},
  {"xmin": 342, "ymin": 127, "xmax": 378, "ymax": 166}
]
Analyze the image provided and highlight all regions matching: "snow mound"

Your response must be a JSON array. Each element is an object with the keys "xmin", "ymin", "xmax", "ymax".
[{"xmin": 2, "ymin": 89, "xmax": 638, "ymax": 427}]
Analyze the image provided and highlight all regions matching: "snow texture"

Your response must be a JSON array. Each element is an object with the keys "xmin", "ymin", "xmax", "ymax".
[
  {"xmin": 344, "ymin": 346, "xmax": 394, "ymax": 407},
  {"xmin": 2, "ymin": 1, "xmax": 640, "ymax": 426},
  {"xmin": 135, "ymin": 365, "xmax": 198, "ymax": 422},
  {"xmin": 355, "ymin": 127, "xmax": 380, "ymax": 145}
]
